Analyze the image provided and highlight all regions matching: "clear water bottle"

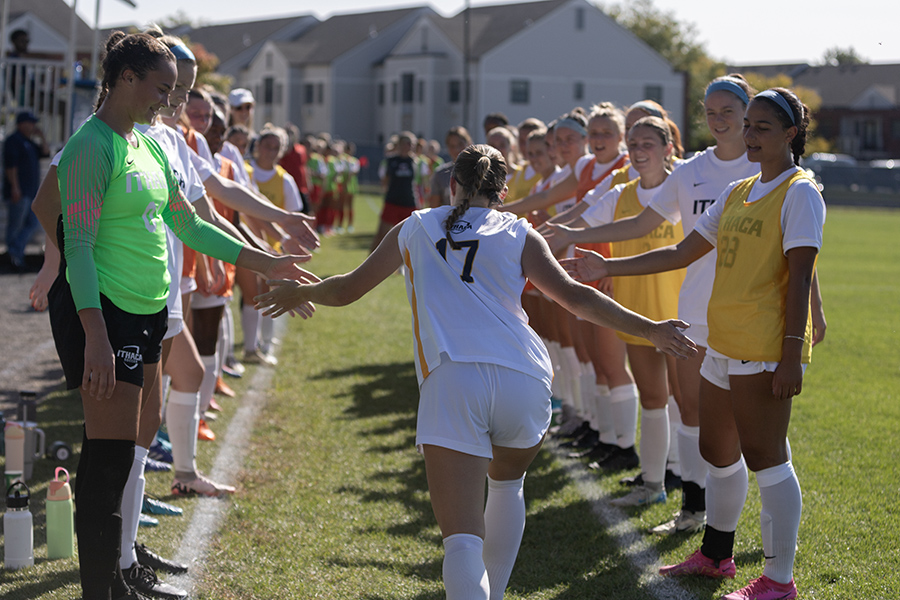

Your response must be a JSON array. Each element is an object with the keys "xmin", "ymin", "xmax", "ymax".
[
  {"xmin": 4, "ymin": 481, "xmax": 34, "ymax": 569},
  {"xmin": 46, "ymin": 467, "xmax": 74, "ymax": 559}
]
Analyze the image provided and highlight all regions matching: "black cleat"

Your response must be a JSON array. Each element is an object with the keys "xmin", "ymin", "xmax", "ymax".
[
  {"xmin": 588, "ymin": 445, "xmax": 640, "ymax": 472},
  {"xmin": 124, "ymin": 563, "xmax": 187, "ymax": 600},
  {"xmin": 135, "ymin": 543, "xmax": 188, "ymax": 575}
]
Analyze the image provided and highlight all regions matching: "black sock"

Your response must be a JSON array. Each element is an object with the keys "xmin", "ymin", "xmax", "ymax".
[
  {"xmin": 681, "ymin": 481, "xmax": 706, "ymax": 513},
  {"xmin": 75, "ymin": 438, "xmax": 135, "ymax": 600},
  {"xmin": 700, "ymin": 525, "xmax": 735, "ymax": 563}
]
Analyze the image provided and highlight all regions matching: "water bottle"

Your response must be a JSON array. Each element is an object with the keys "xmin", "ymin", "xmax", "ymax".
[
  {"xmin": 46, "ymin": 467, "xmax": 74, "ymax": 559},
  {"xmin": 4, "ymin": 422, "xmax": 25, "ymax": 488},
  {"xmin": 4, "ymin": 481, "xmax": 34, "ymax": 569}
]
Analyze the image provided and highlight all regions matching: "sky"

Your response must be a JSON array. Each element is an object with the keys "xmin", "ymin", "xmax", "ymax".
[{"xmin": 82, "ymin": 0, "xmax": 900, "ymax": 66}]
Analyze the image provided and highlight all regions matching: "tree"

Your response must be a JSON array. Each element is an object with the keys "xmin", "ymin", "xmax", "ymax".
[
  {"xmin": 822, "ymin": 46, "xmax": 867, "ymax": 67},
  {"xmin": 603, "ymin": 0, "xmax": 725, "ymax": 150}
]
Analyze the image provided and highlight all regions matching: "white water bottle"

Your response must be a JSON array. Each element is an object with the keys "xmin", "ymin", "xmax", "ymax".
[{"xmin": 4, "ymin": 481, "xmax": 34, "ymax": 569}]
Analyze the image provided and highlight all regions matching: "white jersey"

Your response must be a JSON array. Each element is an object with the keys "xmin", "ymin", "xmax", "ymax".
[
  {"xmin": 397, "ymin": 206, "xmax": 552, "ymax": 388},
  {"xmin": 136, "ymin": 123, "xmax": 208, "ymax": 324},
  {"xmin": 647, "ymin": 148, "xmax": 759, "ymax": 327}
]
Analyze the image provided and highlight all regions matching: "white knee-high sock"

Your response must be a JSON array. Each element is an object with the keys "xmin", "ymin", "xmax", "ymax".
[
  {"xmin": 483, "ymin": 475, "xmax": 525, "ymax": 600},
  {"xmin": 595, "ymin": 385, "xmax": 616, "ymax": 445},
  {"xmin": 579, "ymin": 364, "xmax": 596, "ymax": 427},
  {"xmin": 199, "ymin": 353, "xmax": 218, "ymax": 414},
  {"xmin": 442, "ymin": 533, "xmax": 490, "ymax": 600},
  {"xmin": 242, "ymin": 304, "xmax": 260, "ymax": 352},
  {"xmin": 639, "ymin": 408, "xmax": 669, "ymax": 486},
  {"xmin": 610, "ymin": 384, "xmax": 639, "ymax": 448},
  {"xmin": 562, "ymin": 347, "xmax": 581, "ymax": 413},
  {"xmin": 547, "ymin": 342, "xmax": 562, "ymax": 400},
  {"xmin": 260, "ymin": 314, "xmax": 275, "ymax": 352},
  {"xmin": 758, "ymin": 462, "xmax": 802, "ymax": 584},
  {"xmin": 666, "ymin": 397, "xmax": 681, "ymax": 475},
  {"xmin": 555, "ymin": 346, "xmax": 573, "ymax": 405},
  {"xmin": 119, "ymin": 446, "xmax": 148, "ymax": 569},
  {"xmin": 678, "ymin": 425, "xmax": 708, "ymax": 488},
  {"xmin": 223, "ymin": 302, "xmax": 236, "ymax": 362},
  {"xmin": 160, "ymin": 374, "xmax": 172, "ymax": 424},
  {"xmin": 706, "ymin": 457, "xmax": 748, "ymax": 532},
  {"xmin": 166, "ymin": 389, "xmax": 200, "ymax": 479},
  {"xmin": 217, "ymin": 316, "xmax": 227, "ymax": 373}
]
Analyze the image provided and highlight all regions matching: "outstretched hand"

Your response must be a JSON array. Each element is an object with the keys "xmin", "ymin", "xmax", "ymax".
[
  {"xmin": 255, "ymin": 279, "xmax": 315, "ymax": 318},
  {"xmin": 282, "ymin": 213, "xmax": 320, "ymax": 251},
  {"xmin": 539, "ymin": 221, "xmax": 574, "ymax": 257},
  {"xmin": 559, "ymin": 246, "xmax": 609, "ymax": 282},
  {"xmin": 647, "ymin": 320, "xmax": 697, "ymax": 360}
]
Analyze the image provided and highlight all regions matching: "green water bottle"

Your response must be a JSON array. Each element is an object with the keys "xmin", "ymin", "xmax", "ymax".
[{"xmin": 45, "ymin": 467, "xmax": 74, "ymax": 559}]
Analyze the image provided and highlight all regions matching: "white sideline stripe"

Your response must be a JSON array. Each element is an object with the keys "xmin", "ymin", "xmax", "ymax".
[
  {"xmin": 168, "ymin": 321, "xmax": 284, "ymax": 595},
  {"xmin": 549, "ymin": 443, "xmax": 699, "ymax": 600}
]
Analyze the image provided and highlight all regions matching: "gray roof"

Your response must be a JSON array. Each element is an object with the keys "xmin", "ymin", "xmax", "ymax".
[
  {"xmin": 9, "ymin": 0, "xmax": 94, "ymax": 51},
  {"xmin": 433, "ymin": 0, "xmax": 568, "ymax": 57},
  {"xmin": 173, "ymin": 15, "xmax": 316, "ymax": 68},
  {"xmin": 792, "ymin": 63, "xmax": 900, "ymax": 108},
  {"xmin": 274, "ymin": 7, "xmax": 434, "ymax": 65},
  {"xmin": 732, "ymin": 62, "xmax": 900, "ymax": 109}
]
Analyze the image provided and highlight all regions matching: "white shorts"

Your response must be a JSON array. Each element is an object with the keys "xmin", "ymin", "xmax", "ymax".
[
  {"xmin": 700, "ymin": 347, "xmax": 807, "ymax": 391},
  {"xmin": 163, "ymin": 316, "xmax": 184, "ymax": 341},
  {"xmin": 416, "ymin": 357, "xmax": 552, "ymax": 459},
  {"xmin": 190, "ymin": 292, "xmax": 228, "ymax": 309}
]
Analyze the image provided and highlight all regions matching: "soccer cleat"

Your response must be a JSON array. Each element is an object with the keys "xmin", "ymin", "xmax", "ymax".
[
  {"xmin": 610, "ymin": 484, "xmax": 667, "ymax": 507},
  {"xmin": 144, "ymin": 458, "xmax": 171, "ymax": 473},
  {"xmin": 113, "ymin": 588, "xmax": 153, "ymax": 600},
  {"xmin": 124, "ymin": 562, "xmax": 187, "ymax": 600},
  {"xmin": 214, "ymin": 377, "xmax": 235, "ymax": 398},
  {"xmin": 142, "ymin": 495, "xmax": 183, "ymax": 517},
  {"xmin": 659, "ymin": 549, "xmax": 736, "ymax": 579},
  {"xmin": 135, "ymin": 542, "xmax": 188, "ymax": 575},
  {"xmin": 222, "ymin": 357, "xmax": 244, "ymax": 378},
  {"xmin": 138, "ymin": 514, "xmax": 158, "ymax": 528},
  {"xmin": 243, "ymin": 348, "xmax": 277, "ymax": 366},
  {"xmin": 148, "ymin": 439, "xmax": 173, "ymax": 464},
  {"xmin": 172, "ymin": 474, "xmax": 236, "ymax": 498},
  {"xmin": 569, "ymin": 440, "xmax": 616, "ymax": 461},
  {"xmin": 208, "ymin": 397, "xmax": 223, "ymax": 412},
  {"xmin": 650, "ymin": 510, "xmax": 706, "ymax": 535},
  {"xmin": 621, "ymin": 469, "xmax": 683, "ymax": 492},
  {"xmin": 197, "ymin": 419, "xmax": 215, "ymax": 441},
  {"xmin": 589, "ymin": 445, "xmax": 640, "ymax": 472},
  {"xmin": 721, "ymin": 575, "xmax": 797, "ymax": 600}
]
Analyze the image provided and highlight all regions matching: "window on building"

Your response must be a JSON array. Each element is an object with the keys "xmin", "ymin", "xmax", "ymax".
[
  {"xmin": 316, "ymin": 83, "xmax": 324, "ymax": 104},
  {"xmin": 449, "ymin": 80, "xmax": 461, "ymax": 103},
  {"xmin": 418, "ymin": 80, "xmax": 425, "ymax": 104},
  {"xmin": 392, "ymin": 81, "xmax": 398, "ymax": 104},
  {"xmin": 263, "ymin": 77, "xmax": 274, "ymax": 105},
  {"xmin": 575, "ymin": 7, "xmax": 585, "ymax": 30},
  {"xmin": 574, "ymin": 81, "xmax": 584, "ymax": 101},
  {"xmin": 643, "ymin": 85, "xmax": 663, "ymax": 104},
  {"xmin": 274, "ymin": 82, "xmax": 283, "ymax": 105},
  {"xmin": 402, "ymin": 73, "xmax": 415, "ymax": 104},
  {"xmin": 378, "ymin": 83, "xmax": 385, "ymax": 106},
  {"xmin": 510, "ymin": 80, "xmax": 530, "ymax": 105},
  {"xmin": 304, "ymin": 83, "xmax": 314, "ymax": 105},
  {"xmin": 265, "ymin": 51, "xmax": 273, "ymax": 69}
]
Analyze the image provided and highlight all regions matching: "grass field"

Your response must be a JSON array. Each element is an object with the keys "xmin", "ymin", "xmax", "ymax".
[{"xmin": 1, "ymin": 200, "xmax": 898, "ymax": 599}]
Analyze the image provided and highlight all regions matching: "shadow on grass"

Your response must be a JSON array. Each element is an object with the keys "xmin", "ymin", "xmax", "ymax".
[
  {"xmin": 0, "ymin": 566, "xmax": 80, "ymax": 599},
  {"xmin": 311, "ymin": 359, "xmax": 689, "ymax": 599}
]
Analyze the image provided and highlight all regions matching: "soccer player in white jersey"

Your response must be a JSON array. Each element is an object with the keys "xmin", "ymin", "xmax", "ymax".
[{"xmin": 255, "ymin": 144, "xmax": 697, "ymax": 600}]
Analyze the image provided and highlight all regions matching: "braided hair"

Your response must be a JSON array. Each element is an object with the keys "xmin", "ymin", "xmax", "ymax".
[
  {"xmin": 95, "ymin": 31, "xmax": 174, "ymax": 111},
  {"xmin": 755, "ymin": 88, "xmax": 811, "ymax": 166},
  {"xmin": 445, "ymin": 144, "xmax": 507, "ymax": 249}
]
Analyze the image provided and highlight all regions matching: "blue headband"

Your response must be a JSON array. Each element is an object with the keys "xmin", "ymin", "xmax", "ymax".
[
  {"xmin": 705, "ymin": 79, "xmax": 750, "ymax": 105},
  {"xmin": 629, "ymin": 101, "xmax": 663, "ymax": 119},
  {"xmin": 556, "ymin": 117, "xmax": 587, "ymax": 136},
  {"xmin": 170, "ymin": 44, "xmax": 195, "ymax": 62},
  {"xmin": 755, "ymin": 89, "xmax": 798, "ymax": 125}
]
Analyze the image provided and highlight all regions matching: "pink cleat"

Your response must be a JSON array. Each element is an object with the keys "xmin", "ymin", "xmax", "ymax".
[
  {"xmin": 659, "ymin": 549, "xmax": 736, "ymax": 579},
  {"xmin": 721, "ymin": 575, "xmax": 797, "ymax": 600}
]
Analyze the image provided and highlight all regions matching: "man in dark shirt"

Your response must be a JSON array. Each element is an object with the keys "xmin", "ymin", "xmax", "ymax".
[{"xmin": 4, "ymin": 110, "xmax": 48, "ymax": 270}]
